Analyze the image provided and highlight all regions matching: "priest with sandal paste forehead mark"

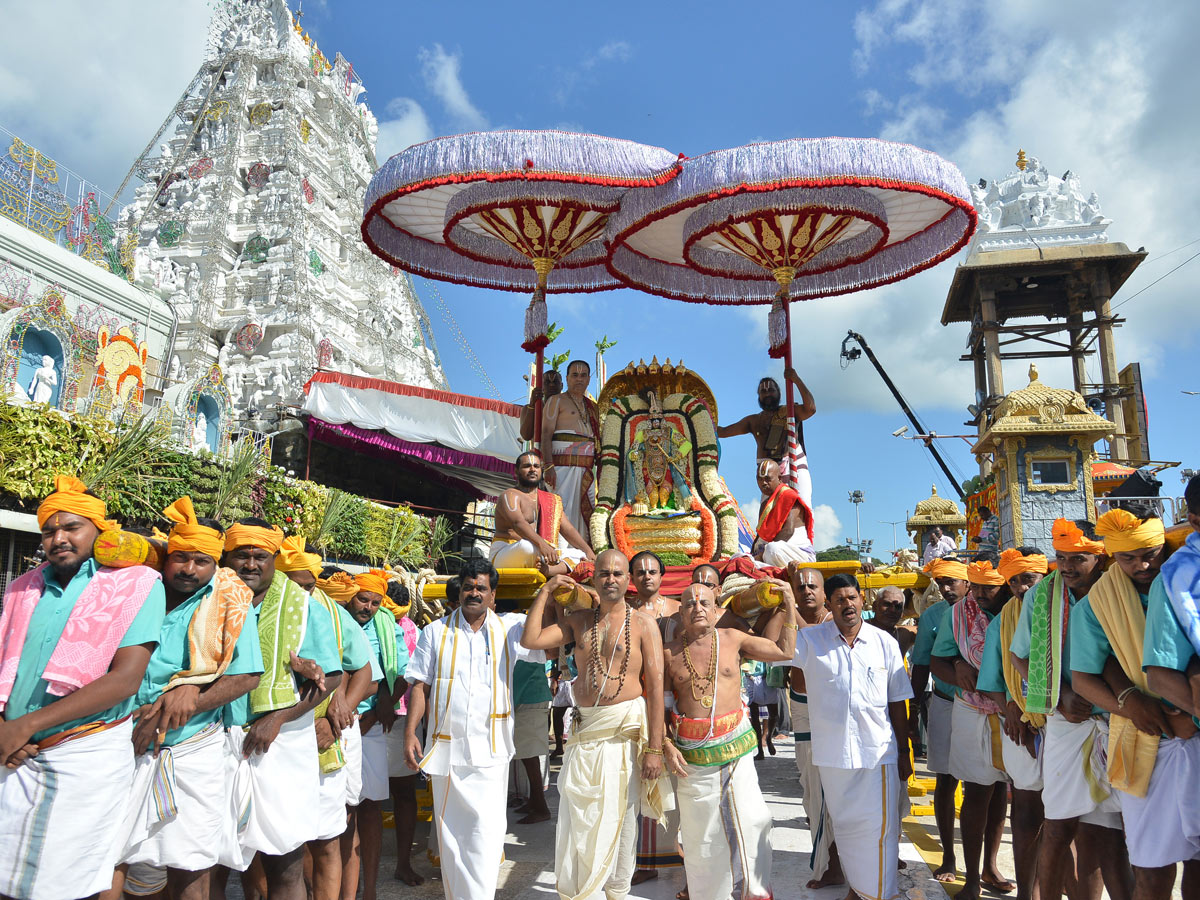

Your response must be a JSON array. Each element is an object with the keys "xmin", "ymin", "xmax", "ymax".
[
  {"xmin": 786, "ymin": 564, "xmax": 845, "ymax": 891},
  {"xmin": 977, "ymin": 547, "xmax": 1050, "ymax": 900},
  {"xmin": 930, "ymin": 552, "xmax": 1017, "ymax": 900},
  {"xmin": 751, "ymin": 459, "xmax": 815, "ymax": 567},
  {"xmin": 280, "ymin": 548, "xmax": 379, "ymax": 900},
  {"xmin": 340, "ymin": 569, "xmax": 409, "ymax": 900},
  {"xmin": 523, "ymin": 549, "xmax": 669, "ymax": 900},
  {"xmin": 1008, "ymin": 518, "xmax": 1132, "ymax": 900},
  {"xmin": 661, "ymin": 581, "xmax": 799, "ymax": 900},
  {"xmin": 218, "ymin": 518, "xmax": 344, "ymax": 900},
  {"xmin": 0, "ymin": 475, "xmax": 166, "ymax": 900},
  {"xmin": 790, "ymin": 574, "xmax": 913, "ymax": 900},
  {"xmin": 540, "ymin": 359, "xmax": 600, "ymax": 540},
  {"xmin": 115, "ymin": 498, "xmax": 262, "ymax": 900},
  {"xmin": 1069, "ymin": 506, "xmax": 1198, "ymax": 900},
  {"xmin": 402, "ymin": 558, "xmax": 544, "ymax": 900},
  {"xmin": 491, "ymin": 449, "xmax": 593, "ymax": 575}
]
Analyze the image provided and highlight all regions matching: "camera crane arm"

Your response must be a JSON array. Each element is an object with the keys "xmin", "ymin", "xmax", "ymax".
[{"xmin": 840, "ymin": 330, "xmax": 966, "ymax": 501}]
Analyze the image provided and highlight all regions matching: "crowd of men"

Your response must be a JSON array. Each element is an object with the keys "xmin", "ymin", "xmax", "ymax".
[{"xmin": 1, "ymin": 386, "xmax": 1199, "ymax": 900}]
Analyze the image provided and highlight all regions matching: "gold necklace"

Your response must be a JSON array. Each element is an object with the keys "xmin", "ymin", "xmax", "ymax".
[
  {"xmin": 565, "ymin": 392, "xmax": 593, "ymax": 437},
  {"xmin": 683, "ymin": 628, "xmax": 718, "ymax": 709}
]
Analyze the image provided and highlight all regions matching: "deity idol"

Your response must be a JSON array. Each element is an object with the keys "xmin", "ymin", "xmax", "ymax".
[{"xmin": 626, "ymin": 390, "xmax": 692, "ymax": 514}]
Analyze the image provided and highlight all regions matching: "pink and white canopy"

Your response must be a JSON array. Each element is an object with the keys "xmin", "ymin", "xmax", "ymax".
[
  {"xmin": 605, "ymin": 137, "xmax": 977, "ymax": 305},
  {"xmin": 361, "ymin": 130, "xmax": 683, "ymax": 295}
]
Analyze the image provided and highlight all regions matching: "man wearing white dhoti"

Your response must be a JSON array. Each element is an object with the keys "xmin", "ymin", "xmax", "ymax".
[
  {"xmin": 1143, "ymin": 478, "xmax": 1200, "ymax": 896},
  {"xmin": 0, "ymin": 475, "xmax": 165, "ymax": 900},
  {"xmin": 490, "ymin": 450, "xmax": 593, "ymax": 575},
  {"xmin": 1008, "ymin": 518, "xmax": 1128, "ymax": 900},
  {"xmin": 751, "ymin": 460, "xmax": 815, "ymax": 567},
  {"xmin": 661, "ymin": 582, "xmax": 797, "ymax": 900},
  {"xmin": 790, "ymin": 573, "xmax": 913, "ymax": 900},
  {"xmin": 220, "ymin": 519, "xmax": 343, "ymax": 900},
  {"xmin": 541, "ymin": 360, "xmax": 599, "ymax": 539},
  {"xmin": 523, "ymin": 550, "xmax": 667, "ymax": 900},
  {"xmin": 403, "ymin": 558, "xmax": 544, "ymax": 900},
  {"xmin": 1070, "ymin": 507, "xmax": 1195, "ymax": 900},
  {"xmin": 118, "ymin": 500, "xmax": 263, "ymax": 900}
]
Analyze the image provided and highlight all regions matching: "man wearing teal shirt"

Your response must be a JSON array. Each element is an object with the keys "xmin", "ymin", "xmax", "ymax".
[
  {"xmin": 342, "ymin": 572, "xmax": 409, "ymax": 900},
  {"xmin": 1071, "ymin": 506, "xmax": 1196, "ymax": 900},
  {"xmin": 911, "ymin": 558, "xmax": 969, "ymax": 884},
  {"xmin": 0, "ymin": 476, "xmax": 165, "ymax": 900},
  {"xmin": 1008, "ymin": 519, "xmax": 1126, "ymax": 900},
  {"xmin": 118, "ymin": 505, "xmax": 263, "ymax": 900},
  {"xmin": 221, "ymin": 518, "xmax": 343, "ymax": 900}
]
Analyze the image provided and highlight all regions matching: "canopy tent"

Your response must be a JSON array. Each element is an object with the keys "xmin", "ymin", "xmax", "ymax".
[{"xmin": 302, "ymin": 371, "xmax": 523, "ymax": 499}]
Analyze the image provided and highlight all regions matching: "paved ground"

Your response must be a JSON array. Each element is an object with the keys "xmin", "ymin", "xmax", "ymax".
[{"xmin": 367, "ymin": 733, "xmax": 955, "ymax": 899}]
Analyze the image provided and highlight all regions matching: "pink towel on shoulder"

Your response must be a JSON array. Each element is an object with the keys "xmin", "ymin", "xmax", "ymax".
[{"xmin": 0, "ymin": 563, "xmax": 161, "ymax": 711}]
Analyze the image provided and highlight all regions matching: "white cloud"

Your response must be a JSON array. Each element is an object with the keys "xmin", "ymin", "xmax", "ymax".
[
  {"xmin": 375, "ymin": 98, "xmax": 433, "ymax": 162},
  {"xmin": 595, "ymin": 41, "xmax": 632, "ymax": 64},
  {"xmin": 418, "ymin": 44, "xmax": 486, "ymax": 130},
  {"xmin": 768, "ymin": 0, "xmax": 1200, "ymax": 434},
  {"xmin": 0, "ymin": 0, "xmax": 210, "ymax": 198},
  {"xmin": 554, "ymin": 41, "xmax": 635, "ymax": 106},
  {"xmin": 812, "ymin": 503, "xmax": 844, "ymax": 552}
]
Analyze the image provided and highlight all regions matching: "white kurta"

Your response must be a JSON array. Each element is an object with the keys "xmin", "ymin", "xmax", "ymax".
[
  {"xmin": 0, "ymin": 720, "xmax": 135, "ymax": 900},
  {"xmin": 406, "ymin": 609, "xmax": 541, "ymax": 900}
]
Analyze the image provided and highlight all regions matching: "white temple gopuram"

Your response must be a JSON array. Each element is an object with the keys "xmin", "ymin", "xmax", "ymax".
[{"xmin": 118, "ymin": 0, "xmax": 446, "ymax": 436}]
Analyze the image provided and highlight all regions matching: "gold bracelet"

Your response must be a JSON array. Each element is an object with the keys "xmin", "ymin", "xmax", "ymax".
[
  {"xmin": 782, "ymin": 622, "xmax": 798, "ymax": 631},
  {"xmin": 643, "ymin": 746, "xmax": 664, "ymax": 755}
]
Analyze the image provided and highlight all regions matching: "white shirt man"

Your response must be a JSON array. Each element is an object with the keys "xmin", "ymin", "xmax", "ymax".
[
  {"xmin": 791, "ymin": 574, "xmax": 913, "ymax": 900},
  {"xmin": 403, "ymin": 562, "xmax": 543, "ymax": 900},
  {"xmin": 923, "ymin": 529, "xmax": 959, "ymax": 565}
]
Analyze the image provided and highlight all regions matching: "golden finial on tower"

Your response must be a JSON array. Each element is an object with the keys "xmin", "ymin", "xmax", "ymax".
[
  {"xmin": 1016, "ymin": 149, "xmax": 1028, "ymax": 171},
  {"xmin": 1028, "ymin": 363, "xmax": 1039, "ymax": 382}
]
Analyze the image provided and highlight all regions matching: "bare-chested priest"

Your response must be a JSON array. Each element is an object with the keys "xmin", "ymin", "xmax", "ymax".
[
  {"xmin": 490, "ymin": 450, "xmax": 594, "ymax": 574},
  {"xmin": 540, "ymin": 360, "xmax": 599, "ymax": 539},
  {"xmin": 522, "ymin": 550, "xmax": 666, "ymax": 900},
  {"xmin": 662, "ymin": 581, "xmax": 798, "ymax": 900},
  {"xmin": 716, "ymin": 369, "xmax": 816, "ymax": 462}
]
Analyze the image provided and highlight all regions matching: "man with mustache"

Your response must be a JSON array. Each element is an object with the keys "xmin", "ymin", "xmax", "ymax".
[{"xmin": 0, "ymin": 475, "xmax": 165, "ymax": 900}]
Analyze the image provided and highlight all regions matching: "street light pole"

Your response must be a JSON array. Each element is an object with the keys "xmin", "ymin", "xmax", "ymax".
[
  {"xmin": 879, "ymin": 519, "xmax": 904, "ymax": 555},
  {"xmin": 848, "ymin": 490, "xmax": 865, "ymax": 561}
]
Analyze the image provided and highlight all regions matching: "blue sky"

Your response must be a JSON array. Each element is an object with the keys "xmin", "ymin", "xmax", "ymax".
[{"xmin": 4, "ymin": 1, "xmax": 1198, "ymax": 554}]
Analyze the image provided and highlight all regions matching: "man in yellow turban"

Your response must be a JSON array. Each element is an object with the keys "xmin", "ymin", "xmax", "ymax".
[
  {"xmin": 1069, "ymin": 505, "xmax": 1195, "ymax": 897},
  {"xmin": 1008, "ymin": 519, "xmax": 1127, "ymax": 900},
  {"xmin": 930, "ymin": 551, "xmax": 1016, "ymax": 898},
  {"xmin": 220, "ymin": 518, "xmax": 344, "ymax": 894},
  {"xmin": 977, "ymin": 546, "xmax": 1049, "ymax": 900},
  {"xmin": 0, "ymin": 475, "xmax": 165, "ymax": 900},
  {"xmin": 911, "ymin": 555, "xmax": 970, "ymax": 882},
  {"xmin": 279, "ymin": 548, "xmax": 381, "ymax": 900},
  {"xmin": 341, "ymin": 569, "xmax": 409, "ymax": 900},
  {"xmin": 116, "ymin": 498, "xmax": 262, "ymax": 898}
]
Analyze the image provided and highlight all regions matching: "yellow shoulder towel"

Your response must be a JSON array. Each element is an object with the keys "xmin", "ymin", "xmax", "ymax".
[
  {"xmin": 167, "ymin": 567, "xmax": 253, "ymax": 689},
  {"xmin": 1086, "ymin": 564, "xmax": 1159, "ymax": 797},
  {"xmin": 999, "ymin": 595, "xmax": 1045, "ymax": 729}
]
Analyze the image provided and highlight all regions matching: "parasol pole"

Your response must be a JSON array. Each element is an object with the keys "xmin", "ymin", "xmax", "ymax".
[
  {"xmin": 531, "ymin": 257, "xmax": 554, "ymax": 440},
  {"xmin": 772, "ymin": 266, "xmax": 802, "ymax": 447}
]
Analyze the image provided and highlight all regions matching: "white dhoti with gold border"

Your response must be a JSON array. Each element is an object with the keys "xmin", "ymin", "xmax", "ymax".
[
  {"xmin": 430, "ymin": 761, "xmax": 508, "ymax": 900},
  {"xmin": 1000, "ymin": 728, "xmax": 1044, "ymax": 792},
  {"xmin": 551, "ymin": 433, "xmax": 595, "ymax": 539},
  {"xmin": 0, "ymin": 719, "xmax": 135, "ymax": 900},
  {"xmin": 556, "ymin": 697, "xmax": 659, "ymax": 900},
  {"xmin": 490, "ymin": 538, "xmax": 584, "ymax": 571},
  {"xmin": 948, "ymin": 697, "xmax": 1008, "ymax": 786},
  {"xmin": 759, "ymin": 531, "xmax": 816, "ymax": 567},
  {"xmin": 819, "ymin": 763, "xmax": 903, "ymax": 900}
]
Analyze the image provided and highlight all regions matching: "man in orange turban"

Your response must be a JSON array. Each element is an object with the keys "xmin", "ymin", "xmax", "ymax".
[
  {"xmin": 1069, "ymin": 506, "xmax": 1190, "ymax": 895},
  {"xmin": 341, "ymin": 568, "xmax": 409, "ymax": 900},
  {"xmin": 912, "ymin": 555, "xmax": 970, "ymax": 882},
  {"xmin": 931, "ymin": 550, "xmax": 1016, "ymax": 897},
  {"xmin": 118, "ymin": 499, "xmax": 261, "ymax": 894},
  {"xmin": 1008, "ymin": 519, "xmax": 1126, "ymax": 900},
  {"xmin": 276, "ymin": 535, "xmax": 323, "ymax": 593},
  {"xmin": 0, "ymin": 475, "xmax": 165, "ymax": 900},
  {"xmin": 976, "ymin": 546, "xmax": 1050, "ymax": 900},
  {"xmin": 221, "ymin": 518, "xmax": 344, "ymax": 896}
]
